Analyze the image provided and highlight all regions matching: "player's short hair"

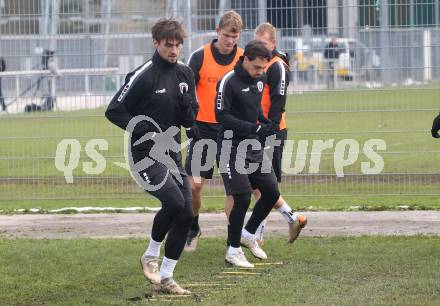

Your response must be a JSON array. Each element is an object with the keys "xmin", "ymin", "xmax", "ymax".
[
  {"xmin": 151, "ymin": 18, "xmax": 187, "ymax": 44},
  {"xmin": 255, "ymin": 22, "xmax": 276, "ymax": 41},
  {"xmin": 218, "ymin": 10, "xmax": 243, "ymax": 33},
  {"xmin": 244, "ymin": 40, "xmax": 272, "ymax": 61}
]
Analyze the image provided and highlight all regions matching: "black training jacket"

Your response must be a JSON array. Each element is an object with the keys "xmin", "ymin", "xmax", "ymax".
[
  {"xmin": 215, "ymin": 57, "xmax": 268, "ymax": 143},
  {"xmin": 105, "ymin": 51, "xmax": 198, "ymax": 171},
  {"xmin": 266, "ymin": 49, "xmax": 290, "ymax": 129}
]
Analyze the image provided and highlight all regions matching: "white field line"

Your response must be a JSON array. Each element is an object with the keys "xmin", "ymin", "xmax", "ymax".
[
  {"xmin": 6, "ymin": 205, "xmax": 418, "ymax": 214},
  {"xmin": 13, "ymin": 206, "xmax": 160, "ymax": 213}
]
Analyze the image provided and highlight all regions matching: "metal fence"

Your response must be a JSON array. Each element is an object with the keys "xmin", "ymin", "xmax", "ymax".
[{"xmin": 1, "ymin": 0, "xmax": 439, "ymax": 207}]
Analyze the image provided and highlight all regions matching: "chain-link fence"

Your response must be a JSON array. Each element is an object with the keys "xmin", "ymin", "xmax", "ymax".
[{"xmin": 1, "ymin": 0, "xmax": 439, "ymax": 207}]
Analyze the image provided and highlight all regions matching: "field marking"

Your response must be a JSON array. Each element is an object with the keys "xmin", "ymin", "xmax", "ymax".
[
  {"xmin": 254, "ymin": 262, "xmax": 284, "ymax": 266},
  {"xmin": 152, "ymin": 294, "xmax": 192, "ymax": 298},
  {"xmin": 216, "ymin": 275, "xmax": 251, "ymax": 279},
  {"xmin": 221, "ymin": 271, "xmax": 262, "ymax": 276},
  {"xmin": 8, "ymin": 204, "xmax": 425, "ymax": 215},
  {"xmin": 225, "ymin": 267, "xmax": 265, "ymax": 270},
  {"xmin": 144, "ymin": 293, "xmax": 192, "ymax": 301},
  {"xmin": 184, "ymin": 282, "xmax": 233, "ymax": 287},
  {"xmin": 13, "ymin": 206, "xmax": 160, "ymax": 213}
]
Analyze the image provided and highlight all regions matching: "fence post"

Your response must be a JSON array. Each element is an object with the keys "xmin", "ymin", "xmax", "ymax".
[
  {"xmin": 15, "ymin": 75, "xmax": 20, "ymax": 99},
  {"xmin": 258, "ymin": 0, "xmax": 267, "ymax": 25},
  {"xmin": 424, "ymin": 29, "xmax": 432, "ymax": 81},
  {"xmin": 184, "ymin": 0, "xmax": 192, "ymax": 62},
  {"xmin": 85, "ymin": 73, "xmax": 90, "ymax": 95},
  {"xmin": 379, "ymin": 0, "xmax": 390, "ymax": 85}
]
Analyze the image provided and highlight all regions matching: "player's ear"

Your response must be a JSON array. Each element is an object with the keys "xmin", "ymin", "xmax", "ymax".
[{"xmin": 152, "ymin": 39, "xmax": 159, "ymax": 48}]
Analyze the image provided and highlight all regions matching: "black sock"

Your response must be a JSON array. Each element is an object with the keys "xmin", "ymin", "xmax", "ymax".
[
  {"xmin": 228, "ymin": 193, "xmax": 251, "ymax": 247},
  {"xmin": 245, "ymin": 184, "xmax": 280, "ymax": 234},
  {"xmin": 191, "ymin": 215, "xmax": 200, "ymax": 232}
]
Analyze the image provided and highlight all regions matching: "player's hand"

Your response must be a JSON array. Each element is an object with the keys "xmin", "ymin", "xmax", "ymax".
[
  {"xmin": 431, "ymin": 113, "xmax": 440, "ymax": 138},
  {"xmin": 178, "ymin": 92, "xmax": 193, "ymax": 110},
  {"xmin": 255, "ymin": 121, "xmax": 278, "ymax": 137},
  {"xmin": 186, "ymin": 125, "xmax": 201, "ymax": 139},
  {"xmin": 268, "ymin": 121, "xmax": 279, "ymax": 134}
]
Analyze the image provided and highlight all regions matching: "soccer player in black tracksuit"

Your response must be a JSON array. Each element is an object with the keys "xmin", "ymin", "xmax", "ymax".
[
  {"xmin": 0, "ymin": 56, "xmax": 6, "ymax": 112},
  {"xmin": 250, "ymin": 23, "xmax": 307, "ymax": 247},
  {"xmin": 215, "ymin": 40, "xmax": 280, "ymax": 268},
  {"xmin": 105, "ymin": 19, "xmax": 197, "ymax": 295},
  {"xmin": 432, "ymin": 113, "xmax": 440, "ymax": 138}
]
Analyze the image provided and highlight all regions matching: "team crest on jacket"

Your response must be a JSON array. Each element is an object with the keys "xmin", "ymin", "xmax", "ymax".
[
  {"xmin": 257, "ymin": 81, "xmax": 264, "ymax": 92},
  {"xmin": 179, "ymin": 82, "xmax": 189, "ymax": 94}
]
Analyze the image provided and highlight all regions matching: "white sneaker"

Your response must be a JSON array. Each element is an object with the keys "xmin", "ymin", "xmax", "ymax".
[
  {"xmin": 225, "ymin": 250, "xmax": 254, "ymax": 268},
  {"xmin": 240, "ymin": 235, "xmax": 268, "ymax": 260},
  {"xmin": 140, "ymin": 254, "xmax": 160, "ymax": 285},
  {"xmin": 157, "ymin": 277, "xmax": 191, "ymax": 295}
]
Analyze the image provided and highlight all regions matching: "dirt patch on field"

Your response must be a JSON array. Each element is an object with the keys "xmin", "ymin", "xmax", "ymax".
[{"xmin": 1, "ymin": 211, "xmax": 439, "ymax": 239}]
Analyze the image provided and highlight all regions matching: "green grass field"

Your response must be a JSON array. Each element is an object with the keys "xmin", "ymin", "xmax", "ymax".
[
  {"xmin": 1, "ymin": 236, "xmax": 439, "ymax": 305},
  {"xmin": 1, "ymin": 87, "xmax": 440, "ymax": 211}
]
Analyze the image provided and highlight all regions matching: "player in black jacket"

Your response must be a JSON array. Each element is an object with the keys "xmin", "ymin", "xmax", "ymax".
[
  {"xmin": 432, "ymin": 112, "xmax": 440, "ymax": 138},
  {"xmin": 249, "ymin": 23, "xmax": 307, "ymax": 247},
  {"xmin": 215, "ymin": 40, "xmax": 279, "ymax": 268},
  {"xmin": 105, "ymin": 18, "xmax": 197, "ymax": 295}
]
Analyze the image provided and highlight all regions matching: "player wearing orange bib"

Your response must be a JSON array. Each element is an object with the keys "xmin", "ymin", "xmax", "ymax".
[{"xmin": 184, "ymin": 11, "xmax": 243, "ymax": 251}]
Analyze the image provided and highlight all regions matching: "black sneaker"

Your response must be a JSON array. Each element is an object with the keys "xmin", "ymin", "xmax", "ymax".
[{"xmin": 184, "ymin": 228, "xmax": 201, "ymax": 252}]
